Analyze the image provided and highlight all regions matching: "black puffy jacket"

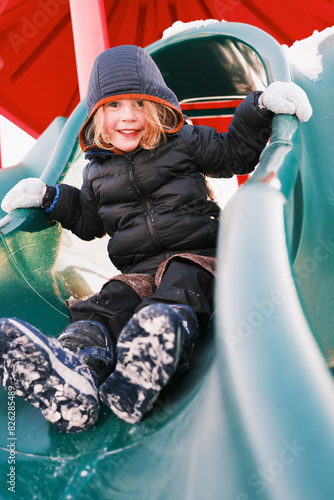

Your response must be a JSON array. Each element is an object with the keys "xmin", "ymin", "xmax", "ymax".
[{"xmin": 49, "ymin": 91, "xmax": 273, "ymax": 274}]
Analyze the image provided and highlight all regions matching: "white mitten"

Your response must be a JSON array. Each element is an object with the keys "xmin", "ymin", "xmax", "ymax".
[
  {"xmin": 258, "ymin": 82, "xmax": 312, "ymax": 122},
  {"xmin": 1, "ymin": 178, "xmax": 46, "ymax": 213}
]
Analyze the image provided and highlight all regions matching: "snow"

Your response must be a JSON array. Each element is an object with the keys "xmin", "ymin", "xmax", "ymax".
[
  {"xmin": 282, "ymin": 26, "xmax": 334, "ymax": 81},
  {"xmin": 162, "ymin": 19, "xmax": 222, "ymax": 39}
]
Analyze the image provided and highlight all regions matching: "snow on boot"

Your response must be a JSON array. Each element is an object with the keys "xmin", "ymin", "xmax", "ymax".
[
  {"xmin": 0, "ymin": 318, "xmax": 114, "ymax": 433},
  {"xmin": 98, "ymin": 303, "xmax": 199, "ymax": 424}
]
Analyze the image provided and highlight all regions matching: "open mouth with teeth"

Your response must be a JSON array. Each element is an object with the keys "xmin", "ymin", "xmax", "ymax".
[{"xmin": 118, "ymin": 130, "xmax": 140, "ymax": 136}]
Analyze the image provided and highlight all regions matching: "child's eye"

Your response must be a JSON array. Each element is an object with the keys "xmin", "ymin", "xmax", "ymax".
[
  {"xmin": 106, "ymin": 101, "xmax": 119, "ymax": 108},
  {"xmin": 136, "ymin": 100, "xmax": 144, "ymax": 107}
]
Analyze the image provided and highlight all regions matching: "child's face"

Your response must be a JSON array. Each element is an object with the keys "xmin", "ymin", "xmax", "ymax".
[{"xmin": 103, "ymin": 99, "xmax": 147, "ymax": 152}]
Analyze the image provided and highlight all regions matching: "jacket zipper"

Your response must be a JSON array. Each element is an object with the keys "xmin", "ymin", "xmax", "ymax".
[{"xmin": 127, "ymin": 159, "xmax": 166, "ymax": 251}]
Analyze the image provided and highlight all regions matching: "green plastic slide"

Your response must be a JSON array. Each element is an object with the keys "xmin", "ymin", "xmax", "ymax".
[{"xmin": 0, "ymin": 23, "xmax": 334, "ymax": 499}]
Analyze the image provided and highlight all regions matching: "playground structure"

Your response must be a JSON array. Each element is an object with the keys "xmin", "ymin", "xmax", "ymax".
[{"xmin": 0, "ymin": 20, "xmax": 334, "ymax": 500}]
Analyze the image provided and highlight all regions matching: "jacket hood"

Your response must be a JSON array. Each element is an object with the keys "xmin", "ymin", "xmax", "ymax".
[{"xmin": 79, "ymin": 45, "xmax": 184, "ymax": 151}]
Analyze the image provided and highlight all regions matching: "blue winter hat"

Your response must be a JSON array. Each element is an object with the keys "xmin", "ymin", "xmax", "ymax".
[{"xmin": 79, "ymin": 45, "xmax": 184, "ymax": 151}]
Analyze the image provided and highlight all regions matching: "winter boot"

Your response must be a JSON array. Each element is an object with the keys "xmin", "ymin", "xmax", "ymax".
[
  {"xmin": 98, "ymin": 303, "xmax": 199, "ymax": 424},
  {"xmin": 0, "ymin": 318, "xmax": 115, "ymax": 433},
  {"xmin": 58, "ymin": 320, "xmax": 115, "ymax": 385}
]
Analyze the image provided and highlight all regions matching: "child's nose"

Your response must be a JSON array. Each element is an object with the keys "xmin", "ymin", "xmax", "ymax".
[{"xmin": 122, "ymin": 104, "xmax": 136, "ymax": 120}]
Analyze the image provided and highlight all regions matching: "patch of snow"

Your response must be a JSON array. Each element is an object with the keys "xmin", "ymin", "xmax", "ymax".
[
  {"xmin": 283, "ymin": 25, "xmax": 334, "ymax": 81},
  {"xmin": 207, "ymin": 177, "xmax": 238, "ymax": 208},
  {"xmin": 162, "ymin": 19, "xmax": 222, "ymax": 40}
]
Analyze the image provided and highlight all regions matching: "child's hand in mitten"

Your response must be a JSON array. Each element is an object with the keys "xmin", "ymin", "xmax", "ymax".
[
  {"xmin": 257, "ymin": 82, "xmax": 312, "ymax": 122},
  {"xmin": 1, "ymin": 178, "xmax": 46, "ymax": 213}
]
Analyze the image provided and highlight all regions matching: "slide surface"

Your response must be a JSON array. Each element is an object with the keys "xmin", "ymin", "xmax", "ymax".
[{"xmin": 0, "ymin": 23, "xmax": 334, "ymax": 500}]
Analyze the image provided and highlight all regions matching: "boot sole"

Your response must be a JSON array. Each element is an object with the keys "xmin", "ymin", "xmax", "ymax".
[
  {"xmin": 0, "ymin": 318, "xmax": 99, "ymax": 433},
  {"xmin": 99, "ymin": 304, "xmax": 183, "ymax": 424}
]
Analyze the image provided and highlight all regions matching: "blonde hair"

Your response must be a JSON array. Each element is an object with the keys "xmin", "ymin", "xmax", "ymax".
[{"xmin": 85, "ymin": 99, "xmax": 179, "ymax": 151}]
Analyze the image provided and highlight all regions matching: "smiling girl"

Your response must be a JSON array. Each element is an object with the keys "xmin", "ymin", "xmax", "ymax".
[
  {"xmin": 0, "ymin": 45, "xmax": 312, "ymax": 431},
  {"xmin": 87, "ymin": 98, "xmax": 179, "ymax": 153}
]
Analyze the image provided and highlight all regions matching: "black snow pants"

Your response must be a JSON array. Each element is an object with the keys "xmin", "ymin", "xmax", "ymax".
[{"xmin": 68, "ymin": 255, "xmax": 215, "ymax": 345}]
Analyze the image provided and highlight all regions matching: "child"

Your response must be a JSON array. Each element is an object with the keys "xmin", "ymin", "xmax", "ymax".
[{"xmin": 0, "ymin": 45, "xmax": 312, "ymax": 432}]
